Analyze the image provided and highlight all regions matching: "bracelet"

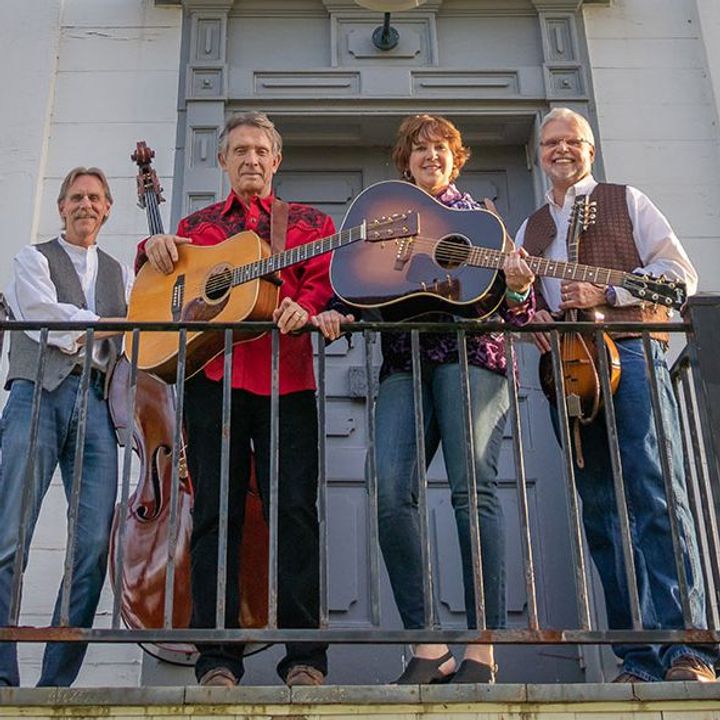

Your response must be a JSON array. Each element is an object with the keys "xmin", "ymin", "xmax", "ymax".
[
  {"xmin": 605, "ymin": 285, "xmax": 618, "ymax": 306},
  {"xmin": 505, "ymin": 286, "xmax": 531, "ymax": 303}
]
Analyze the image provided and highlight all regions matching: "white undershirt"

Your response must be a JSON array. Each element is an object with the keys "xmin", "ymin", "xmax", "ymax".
[
  {"xmin": 4, "ymin": 235, "xmax": 132, "ymax": 367},
  {"xmin": 515, "ymin": 175, "xmax": 698, "ymax": 314}
]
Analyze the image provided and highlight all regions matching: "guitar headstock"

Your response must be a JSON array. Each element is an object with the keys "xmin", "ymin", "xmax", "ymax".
[
  {"xmin": 569, "ymin": 196, "xmax": 597, "ymax": 232},
  {"xmin": 366, "ymin": 210, "xmax": 419, "ymax": 242},
  {"xmin": 622, "ymin": 273, "xmax": 687, "ymax": 309}
]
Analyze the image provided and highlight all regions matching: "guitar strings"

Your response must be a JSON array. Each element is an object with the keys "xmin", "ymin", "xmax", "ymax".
[{"xmin": 177, "ymin": 224, "xmax": 363, "ymax": 298}]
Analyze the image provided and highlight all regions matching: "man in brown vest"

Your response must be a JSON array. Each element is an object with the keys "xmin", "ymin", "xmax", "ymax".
[{"xmin": 515, "ymin": 107, "xmax": 716, "ymax": 682}]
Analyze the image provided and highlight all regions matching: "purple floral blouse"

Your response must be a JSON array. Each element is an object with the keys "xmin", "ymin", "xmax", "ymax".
[{"xmin": 377, "ymin": 184, "xmax": 535, "ymax": 380}]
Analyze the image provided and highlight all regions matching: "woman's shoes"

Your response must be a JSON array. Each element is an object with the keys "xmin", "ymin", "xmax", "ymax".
[
  {"xmin": 394, "ymin": 650, "xmax": 456, "ymax": 684},
  {"xmin": 450, "ymin": 659, "xmax": 496, "ymax": 684}
]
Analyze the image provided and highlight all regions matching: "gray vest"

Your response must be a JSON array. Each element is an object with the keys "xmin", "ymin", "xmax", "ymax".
[{"xmin": 6, "ymin": 238, "xmax": 127, "ymax": 393}]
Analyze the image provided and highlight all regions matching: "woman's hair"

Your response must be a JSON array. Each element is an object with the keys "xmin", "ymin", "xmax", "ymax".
[{"xmin": 391, "ymin": 114, "xmax": 470, "ymax": 183}]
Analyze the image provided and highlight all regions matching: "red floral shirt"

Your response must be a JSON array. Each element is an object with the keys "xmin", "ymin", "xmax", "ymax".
[{"xmin": 135, "ymin": 191, "xmax": 334, "ymax": 395}]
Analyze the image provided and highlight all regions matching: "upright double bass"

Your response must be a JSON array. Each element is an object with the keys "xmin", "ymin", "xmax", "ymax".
[{"xmin": 108, "ymin": 143, "xmax": 268, "ymax": 663}]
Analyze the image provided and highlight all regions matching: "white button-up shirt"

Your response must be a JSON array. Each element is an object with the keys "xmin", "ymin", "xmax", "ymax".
[
  {"xmin": 515, "ymin": 174, "xmax": 698, "ymax": 313},
  {"xmin": 5, "ymin": 235, "xmax": 132, "ymax": 369}
]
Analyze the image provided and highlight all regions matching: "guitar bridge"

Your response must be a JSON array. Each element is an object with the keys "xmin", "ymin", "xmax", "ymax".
[
  {"xmin": 171, "ymin": 275, "xmax": 185, "ymax": 321},
  {"xmin": 394, "ymin": 238, "xmax": 413, "ymax": 271}
]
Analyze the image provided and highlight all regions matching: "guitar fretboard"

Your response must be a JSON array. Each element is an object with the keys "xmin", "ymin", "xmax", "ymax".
[
  {"xmin": 467, "ymin": 245, "xmax": 629, "ymax": 287},
  {"xmin": 232, "ymin": 224, "xmax": 366, "ymax": 286}
]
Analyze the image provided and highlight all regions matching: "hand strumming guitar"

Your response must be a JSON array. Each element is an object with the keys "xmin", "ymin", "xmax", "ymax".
[{"xmin": 144, "ymin": 234, "xmax": 192, "ymax": 275}]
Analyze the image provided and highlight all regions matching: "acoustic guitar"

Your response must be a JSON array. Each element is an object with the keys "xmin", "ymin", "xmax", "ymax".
[
  {"xmin": 125, "ymin": 205, "xmax": 418, "ymax": 381},
  {"xmin": 330, "ymin": 180, "xmax": 686, "ymax": 318}
]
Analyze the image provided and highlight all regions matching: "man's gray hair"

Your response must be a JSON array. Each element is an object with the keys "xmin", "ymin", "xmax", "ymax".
[
  {"xmin": 57, "ymin": 166, "xmax": 113, "ymax": 205},
  {"xmin": 539, "ymin": 107, "xmax": 595, "ymax": 147},
  {"xmin": 218, "ymin": 111, "xmax": 283, "ymax": 157}
]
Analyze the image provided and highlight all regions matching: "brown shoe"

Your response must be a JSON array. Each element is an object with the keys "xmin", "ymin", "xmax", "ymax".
[
  {"xmin": 665, "ymin": 656, "xmax": 716, "ymax": 682},
  {"xmin": 612, "ymin": 671, "xmax": 647, "ymax": 683},
  {"xmin": 199, "ymin": 667, "xmax": 238, "ymax": 687},
  {"xmin": 285, "ymin": 664, "xmax": 325, "ymax": 687}
]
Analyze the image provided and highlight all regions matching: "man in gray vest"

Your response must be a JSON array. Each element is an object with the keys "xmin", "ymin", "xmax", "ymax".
[
  {"xmin": 0, "ymin": 167, "xmax": 132, "ymax": 686},
  {"xmin": 515, "ymin": 108, "xmax": 716, "ymax": 682}
]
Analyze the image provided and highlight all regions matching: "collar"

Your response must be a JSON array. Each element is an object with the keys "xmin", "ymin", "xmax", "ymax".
[
  {"xmin": 434, "ymin": 183, "xmax": 462, "ymax": 203},
  {"xmin": 220, "ymin": 190, "xmax": 276, "ymax": 217},
  {"xmin": 545, "ymin": 174, "xmax": 598, "ymax": 209},
  {"xmin": 58, "ymin": 233, "xmax": 97, "ymax": 254}
]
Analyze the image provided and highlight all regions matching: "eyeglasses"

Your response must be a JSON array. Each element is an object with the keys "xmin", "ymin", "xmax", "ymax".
[{"xmin": 539, "ymin": 137, "xmax": 592, "ymax": 149}]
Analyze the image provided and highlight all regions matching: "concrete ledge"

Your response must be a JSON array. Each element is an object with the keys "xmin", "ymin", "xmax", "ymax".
[{"xmin": 0, "ymin": 682, "xmax": 719, "ymax": 707}]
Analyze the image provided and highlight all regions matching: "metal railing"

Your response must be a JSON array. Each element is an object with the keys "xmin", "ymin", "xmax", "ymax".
[{"xmin": 0, "ymin": 296, "xmax": 719, "ymax": 651}]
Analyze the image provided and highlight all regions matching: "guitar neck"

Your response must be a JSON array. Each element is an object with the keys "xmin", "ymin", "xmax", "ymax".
[
  {"xmin": 468, "ymin": 246, "xmax": 629, "ymax": 287},
  {"xmin": 231, "ymin": 223, "xmax": 366, "ymax": 287}
]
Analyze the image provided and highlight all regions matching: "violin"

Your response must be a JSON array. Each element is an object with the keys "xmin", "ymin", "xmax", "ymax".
[
  {"xmin": 538, "ymin": 196, "xmax": 621, "ymax": 468},
  {"xmin": 108, "ymin": 142, "xmax": 268, "ymax": 664}
]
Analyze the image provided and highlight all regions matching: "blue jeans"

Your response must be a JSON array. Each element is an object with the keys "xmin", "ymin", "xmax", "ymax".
[
  {"xmin": 561, "ymin": 338, "xmax": 717, "ymax": 680},
  {"xmin": 0, "ymin": 376, "xmax": 117, "ymax": 686},
  {"xmin": 375, "ymin": 363, "xmax": 508, "ymax": 630}
]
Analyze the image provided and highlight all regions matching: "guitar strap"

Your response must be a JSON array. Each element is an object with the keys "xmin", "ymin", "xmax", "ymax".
[{"xmin": 271, "ymin": 197, "xmax": 289, "ymax": 253}]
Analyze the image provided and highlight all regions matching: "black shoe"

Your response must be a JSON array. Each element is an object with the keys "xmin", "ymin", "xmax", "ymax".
[
  {"xmin": 450, "ymin": 659, "xmax": 496, "ymax": 684},
  {"xmin": 394, "ymin": 650, "xmax": 455, "ymax": 684}
]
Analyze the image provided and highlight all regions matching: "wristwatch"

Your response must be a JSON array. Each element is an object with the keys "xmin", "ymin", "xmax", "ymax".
[{"xmin": 605, "ymin": 285, "xmax": 618, "ymax": 306}]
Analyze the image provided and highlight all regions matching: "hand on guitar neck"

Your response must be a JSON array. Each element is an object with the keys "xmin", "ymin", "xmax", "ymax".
[
  {"xmin": 558, "ymin": 280, "xmax": 605, "ymax": 312},
  {"xmin": 144, "ymin": 233, "xmax": 193, "ymax": 275}
]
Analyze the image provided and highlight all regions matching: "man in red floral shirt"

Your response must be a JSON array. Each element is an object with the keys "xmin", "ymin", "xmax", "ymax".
[{"xmin": 136, "ymin": 112, "xmax": 333, "ymax": 688}]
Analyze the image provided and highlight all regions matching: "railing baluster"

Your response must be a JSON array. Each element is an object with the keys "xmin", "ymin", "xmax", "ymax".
[
  {"xmin": 410, "ymin": 329, "xmax": 434, "ymax": 631},
  {"xmin": 112, "ymin": 331, "xmax": 140, "ymax": 629},
  {"xmin": 642, "ymin": 333, "xmax": 692, "ymax": 626},
  {"xmin": 595, "ymin": 328, "xmax": 642, "ymax": 631},
  {"xmin": 503, "ymin": 336, "xmax": 539, "ymax": 630},
  {"xmin": 215, "ymin": 329, "xmax": 233, "ymax": 629},
  {"xmin": 457, "ymin": 328, "xmax": 485, "ymax": 631},
  {"xmin": 9, "ymin": 328, "xmax": 49, "ymax": 626},
  {"xmin": 60, "ymin": 328, "xmax": 94, "ymax": 626},
  {"xmin": 364, "ymin": 330, "xmax": 381, "ymax": 627},
  {"xmin": 674, "ymin": 362, "xmax": 720, "ymax": 630},
  {"xmin": 267, "ymin": 329, "xmax": 280, "ymax": 629},
  {"xmin": 163, "ymin": 328, "xmax": 187, "ymax": 628},
  {"xmin": 317, "ymin": 336, "xmax": 329, "ymax": 628},
  {"xmin": 549, "ymin": 330, "xmax": 591, "ymax": 630}
]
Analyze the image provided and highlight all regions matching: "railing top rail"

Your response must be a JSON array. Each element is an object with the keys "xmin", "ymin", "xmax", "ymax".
[{"xmin": 0, "ymin": 319, "xmax": 692, "ymax": 335}]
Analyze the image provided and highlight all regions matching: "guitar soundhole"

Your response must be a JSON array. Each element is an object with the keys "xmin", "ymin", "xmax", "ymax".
[
  {"xmin": 435, "ymin": 235, "xmax": 470, "ymax": 270},
  {"xmin": 205, "ymin": 266, "xmax": 233, "ymax": 303}
]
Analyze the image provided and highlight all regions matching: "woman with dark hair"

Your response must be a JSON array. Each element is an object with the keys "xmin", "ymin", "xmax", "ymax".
[{"xmin": 314, "ymin": 114, "xmax": 534, "ymax": 684}]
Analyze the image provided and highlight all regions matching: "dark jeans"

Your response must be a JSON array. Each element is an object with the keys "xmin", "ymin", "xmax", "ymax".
[
  {"xmin": 184, "ymin": 373, "xmax": 326, "ymax": 682},
  {"xmin": 0, "ymin": 376, "xmax": 117, "ymax": 687},
  {"xmin": 553, "ymin": 338, "xmax": 717, "ymax": 680},
  {"xmin": 375, "ymin": 363, "xmax": 508, "ymax": 631}
]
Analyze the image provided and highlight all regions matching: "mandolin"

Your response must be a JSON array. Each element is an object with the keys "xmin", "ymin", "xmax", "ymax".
[
  {"xmin": 330, "ymin": 181, "xmax": 686, "ymax": 319},
  {"xmin": 125, "ymin": 203, "xmax": 418, "ymax": 381},
  {"xmin": 537, "ymin": 196, "xmax": 621, "ymax": 468}
]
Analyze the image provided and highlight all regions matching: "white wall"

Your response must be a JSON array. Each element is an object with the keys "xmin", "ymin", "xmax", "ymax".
[
  {"xmin": 583, "ymin": 0, "xmax": 720, "ymax": 292},
  {"xmin": 0, "ymin": 0, "xmax": 183, "ymax": 687},
  {"xmin": 0, "ymin": 1, "xmax": 62, "ymax": 290}
]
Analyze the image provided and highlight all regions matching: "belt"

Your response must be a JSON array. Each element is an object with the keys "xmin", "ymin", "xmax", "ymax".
[{"xmin": 69, "ymin": 365, "xmax": 105, "ymax": 384}]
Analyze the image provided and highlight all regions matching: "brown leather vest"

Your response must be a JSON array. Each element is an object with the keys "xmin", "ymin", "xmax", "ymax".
[{"xmin": 523, "ymin": 182, "xmax": 669, "ymax": 343}]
